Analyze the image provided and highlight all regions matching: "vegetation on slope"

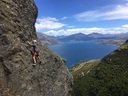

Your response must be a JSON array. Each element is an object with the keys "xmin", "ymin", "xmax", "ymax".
[
  {"xmin": 70, "ymin": 60, "xmax": 100, "ymax": 78},
  {"xmin": 71, "ymin": 41, "xmax": 128, "ymax": 96}
]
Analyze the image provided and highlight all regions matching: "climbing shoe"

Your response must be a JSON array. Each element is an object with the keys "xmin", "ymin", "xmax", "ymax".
[{"xmin": 32, "ymin": 63, "xmax": 36, "ymax": 66}]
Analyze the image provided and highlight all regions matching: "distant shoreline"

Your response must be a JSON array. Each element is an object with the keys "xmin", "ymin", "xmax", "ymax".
[{"xmin": 97, "ymin": 40, "xmax": 125, "ymax": 46}]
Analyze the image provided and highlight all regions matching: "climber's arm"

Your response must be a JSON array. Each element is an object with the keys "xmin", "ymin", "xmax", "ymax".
[{"xmin": 27, "ymin": 41, "xmax": 32, "ymax": 46}]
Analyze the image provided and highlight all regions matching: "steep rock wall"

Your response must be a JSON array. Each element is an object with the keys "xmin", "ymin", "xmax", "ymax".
[{"xmin": 0, "ymin": 0, "xmax": 73, "ymax": 96}]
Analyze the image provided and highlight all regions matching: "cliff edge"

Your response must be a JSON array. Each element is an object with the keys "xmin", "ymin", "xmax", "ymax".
[{"xmin": 0, "ymin": 0, "xmax": 73, "ymax": 96}]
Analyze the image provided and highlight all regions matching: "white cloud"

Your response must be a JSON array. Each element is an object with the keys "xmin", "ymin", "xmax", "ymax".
[
  {"xmin": 44, "ymin": 24, "xmax": 128, "ymax": 36},
  {"xmin": 74, "ymin": 3, "xmax": 128, "ymax": 22},
  {"xmin": 35, "ymin": 17, "xmax": 66, "ymax": 30},
  {"xmin": 61, "ymin": 16, "xmax": 68, "ymax": 20},
  {"xmin": 67, "ymin": 26, "xmax": 76, "ymax": 28},
  {"xmin": 122, "ymin": 24, "xmax": 128, "ymax": 28}
]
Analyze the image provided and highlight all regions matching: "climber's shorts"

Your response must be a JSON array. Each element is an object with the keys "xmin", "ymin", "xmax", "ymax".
[{"xmin": 34, "ymin": 51, "xmax": 39, "ymax": 56}]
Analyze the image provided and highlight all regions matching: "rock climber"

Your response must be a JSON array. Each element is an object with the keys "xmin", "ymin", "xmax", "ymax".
[{"xmin": 27, "ymin": 40, "xmax": 41, "ymax": 65}]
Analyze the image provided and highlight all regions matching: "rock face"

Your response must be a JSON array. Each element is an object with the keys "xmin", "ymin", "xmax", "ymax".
[{"xmin": 0, "ymin": 0, "xmax": 73, "ymax": 96}]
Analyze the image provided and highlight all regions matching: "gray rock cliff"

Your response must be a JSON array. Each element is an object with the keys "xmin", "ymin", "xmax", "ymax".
[{"xmin": 0, "ymin": 0, "xmax": 73, "ymax": 96}]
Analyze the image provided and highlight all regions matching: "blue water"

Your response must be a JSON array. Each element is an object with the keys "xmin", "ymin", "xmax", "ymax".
[{"xmin": 48, "ymin": 41, "xmax": 119, "ymax": 68}]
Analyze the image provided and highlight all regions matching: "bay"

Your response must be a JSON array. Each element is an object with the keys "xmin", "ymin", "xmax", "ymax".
[{"xmin": 48, "ymin": 41, "xmax": 119, "ymax": 68}]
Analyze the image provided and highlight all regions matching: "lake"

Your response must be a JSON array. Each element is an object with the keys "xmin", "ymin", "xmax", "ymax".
[{"xmin": 48, "ymin": 41, "xmax": 119, "ymax": 68}]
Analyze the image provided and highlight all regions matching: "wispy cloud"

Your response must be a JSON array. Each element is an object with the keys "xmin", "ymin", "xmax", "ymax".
[
  {"xmin": 74, "ymin": 3, "xmax": 128, "ymax": 22},
  {"xmin": 44, "ymin": 24, "xmax": 128, "ymax": 36},
  {"xmin": 67, "ymin": 26, "xmax": 76, "ymax": 28},
  {"xmin": 35, "ymin": 17, "xmax": 66, "ymax": 30},
  {"xmin": 61, "ymin": 16, "xmax": 68, "ymax": 20}
]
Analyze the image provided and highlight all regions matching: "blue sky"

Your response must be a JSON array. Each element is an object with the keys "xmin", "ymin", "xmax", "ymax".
[{"xmin": 34, "ymin": 0, "xmax": 128, "ymax": 36}]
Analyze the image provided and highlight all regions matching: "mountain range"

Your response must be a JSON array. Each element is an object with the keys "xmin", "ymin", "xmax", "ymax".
[
  {"xmin": 38, "ymin": 32, "xmax": 128, "ymax": 45},
  {"xmin": 55, "ymin": 33, "xmax": 115, "ymax": 41},
  {"xmin": 37, "ymin": 32, "xmax": 60, "ymax": 45}
]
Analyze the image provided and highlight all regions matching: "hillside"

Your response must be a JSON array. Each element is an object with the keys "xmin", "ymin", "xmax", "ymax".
[
  {"xmin": 37, "ymin": 32, "xmax": 60, "ymax": 45},
  {"xmin": 71, "ymin": 41, "xmax": 128, "ymax": 96},
  {"xmin": 70, "ymin": 60, "xmax": 100, "ymax": 77},
  {"xmin": 0, "ymin": 0, "xmax": 72, "ymax": 96}
]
